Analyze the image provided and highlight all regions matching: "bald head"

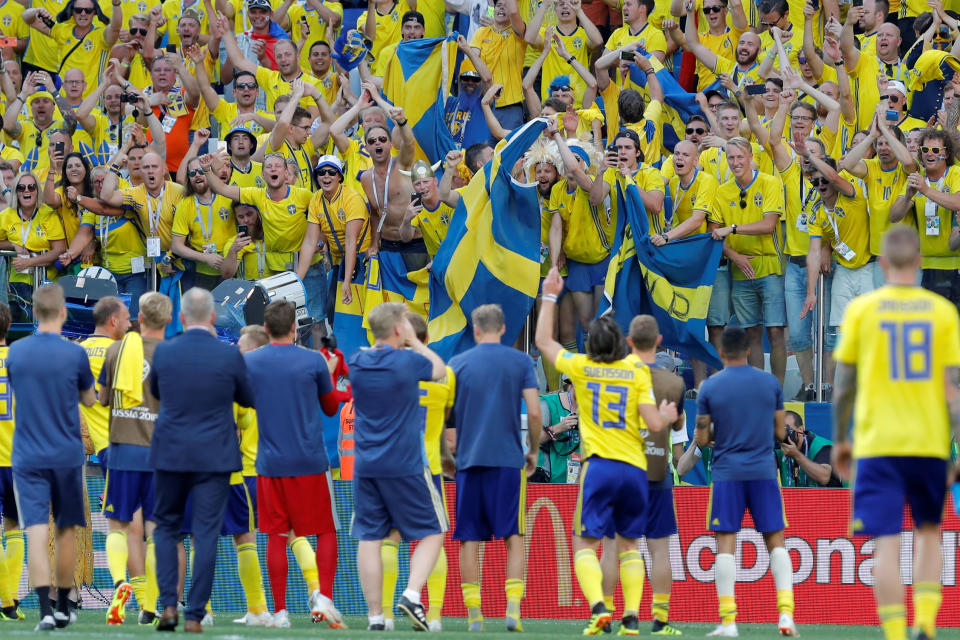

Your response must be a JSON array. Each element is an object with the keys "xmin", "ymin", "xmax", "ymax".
[
  {"xmin": 63, "ymin": 69, "xmax": 85, "ymax": 83},
  {"xmin": 674, "ymin": 140, "xmax": 698, "ymax": 155}
]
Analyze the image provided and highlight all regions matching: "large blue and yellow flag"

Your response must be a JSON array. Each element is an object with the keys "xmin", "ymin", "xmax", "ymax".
[
  {"xmin": 382, "ymin": 35, "xmax": 459, "ymax": 164},
  {"xmin": 628, "ymin": 57, "xmax": 703, "ymax": 153},
  {"xmin": 427, "ymin": 118, "xmax": 547, "ymax": 360},
  {"xmin": 599, "ymin": 180, "xmax": 724, "ymax": 370}
]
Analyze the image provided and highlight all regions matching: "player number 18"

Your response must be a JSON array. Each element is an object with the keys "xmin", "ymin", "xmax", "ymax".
[{"xmin": 879, "ymin": 320, "xmax": 931, "ymax": 380}]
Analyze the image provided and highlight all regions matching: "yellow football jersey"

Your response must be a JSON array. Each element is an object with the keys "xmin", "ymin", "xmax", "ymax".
[
  {"xmin": 121, "ymin": 181, "xmax": 184, "ymax": 253},
  {"xmin": 603, "ymin": 165, "xmax": 666, "ymax": 235},
  {"xmin": 307, "ymin": 185, "xmax": 370, "ymax": 265},
  {"xmin": 863, "ymin": 158, "xmax": 908, "ymax": 257},
  {"xmin": 228, "ymin": 161, "xmax": 265, "ymax": 190},
  {"xmin": 235, "ymin": 404, "xmax": 258, "ymax": 478},
  {"xmin": 711, "ymin": 171, "xmax": 785, "ymax": 280},
  {"xmin": 80, "ymin": 210, "xmax": 146, "ymax": 275},
  {"xmin": 672, "ymin": 169, "xmax": 718, "ymax": 236},
  {"xmin": 779, "ymin": 156, "xmax": 814, "ymax": 257},
  {"xmin": 835, "ymin": 285, "xmax": 960, "ymax": 459},
  {"xmin": 239, "ymin": 186, "xmax": 312, "ymax": 272},
  {"xmin": 210, "ymin": 101, "xmax": 274, "ymax": 138},
  {"xmin": 901, "ymin": 165, "xmax": 960, "ymax": 269},
  {"xmin": 411, "ymin": 201, "xmax": 452, "ymax": 259},
  {"xmin": 0, "ymin": 344, "xmax": 13, "ymax": 467},
  {"xmin": 470, "ymin": 25, "xmax": 527, "ymax": 107},
  {"xmin": 553, "ymin": 349, "xmax": 656, "ymax": 469},
  {"xmin": 537, "ymin": 25, "xmax": 592, "ymax": 108},
  {"xmin": 550, "ymin": 179, "xmax": 613, "ymax": 264},
  {"xmin": 807, "ymin": 181, "xmax": 871, "ymax": 269},
  {"xmin": 0, "ymin": 206, "xmax": 66, "ymax": 284},
  {"xmin": 80, "ymin": 335, "xmax": 116, "ymax": 455},
  {"xmin": 171, "ymin": 194, "xmax": 237, "ymax": 276},
  {"xmin": 421, "ymin": 366, "xmax": 454, "ymax": 476}
]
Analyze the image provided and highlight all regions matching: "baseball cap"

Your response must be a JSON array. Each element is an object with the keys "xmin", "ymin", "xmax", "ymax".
[
  {"xmin": 703, "ymin": 89, "xmax": 724, "ymax": 102},
  {"xmin": 224, "ymin": 126, "xmax": 258, "ymax": 153},
  {"xmin": 180, "ymin": 8, "xmax": 202, "ymax": 22},
  {"xmin": 314, "ymin": 154, "xmax": 344, "ymax": 175},
  {"xmin": 887, "ymin": 80, "xmax": 908, "ymax": 97},
  {"xmin": 247, "ymin": 0, "xmax": 271, "ymax": 10},
  {"xmin": 402, "ymin": 10, "xmax": 425, "ymax": 26}
]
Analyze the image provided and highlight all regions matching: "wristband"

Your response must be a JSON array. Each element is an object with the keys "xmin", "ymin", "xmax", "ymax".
[
  {"xmin": 566, "ymin": 54, "xmax": 575, "ymax": 64},
  {"xmin": 731, "ymin": 224, "xmax": 738, "ymax": 234},
  {"xmin": 396, "ymin": 118, "xmax": 408, "ymax": 127},
  {"xmin": 541, "ymin": 293, "xmax": 558, "ymax": 303},
  {"xmin": 833, "ymin": 59, "xmax": 844, "ymax": 66},
  {"xmin": 660, "ymin": 232, "xmax": 669, "ymax": 243},
  {"xmin": 645, "ymin": 69, "xmax": 655, "ymax": 75}
]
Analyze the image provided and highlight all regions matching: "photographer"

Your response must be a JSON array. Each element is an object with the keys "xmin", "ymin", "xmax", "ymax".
[
  {"xmin": 533, "ymin": 375, "xmax": 581, "ymax": 484},
  {"xmin": 775, "ymin": 410, "xmax": 841, "ymax": 487}
]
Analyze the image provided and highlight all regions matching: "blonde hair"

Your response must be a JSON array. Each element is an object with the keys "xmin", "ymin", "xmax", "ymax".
[
  {"xmin": 138, "ymin": 292, "xmax": 172, "ymax": 330},
  {"xmin": 368, "ymin": 302, "xmax": 407, "ymax": 340},
  {"xmin": 724, "ymin": 136, "xmax": 753, "ymax": 156}
]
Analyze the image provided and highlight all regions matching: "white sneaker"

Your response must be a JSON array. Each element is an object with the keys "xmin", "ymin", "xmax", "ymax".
[
  {"xmin": 428, "ymin": 620, "xmax": 443, "ymax": 632},
  {"xmin": 309, "ymin": 590, "xmax": 345, "ymax": 628},
  {"xmin": 385, "ymin": 618, "xmax": 395, "ymax": 630},
  {"xmin": 200, "ymin": 612, "xmax": 214, "ymax": 627},
  {"xmin": 778, "ymin": 614, "xmax": 799, "ymax": 637},
  {"xmin": 233, "ymin": 611, "xmax": 273, "ymax": 626},
  {"xmin": 707, "ymin": 623, "xmax": 739, "ymax": 637},
  {"xmin": 271, "ymin": 609, "xmax": 291, "ymax": 628}
]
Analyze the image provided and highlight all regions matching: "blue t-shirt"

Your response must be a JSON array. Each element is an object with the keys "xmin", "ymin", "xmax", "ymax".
[
  {"xmin": 449, "ymin": 342, "xmax": 538, "ymax": 470},
  {"xmin": 697, "ymin": 365, "xmax": 782, "ymax": 482},
  {"xmin": 245, "ymin": 344, "xmax": 334, "ymax": 477},
  {"xmin": 348, "ymin": 345, "xmax": 433, "ymax": 478},
  {"xmin": 9, "ymin": 332, "xmax": 94, "ymax": 470}
]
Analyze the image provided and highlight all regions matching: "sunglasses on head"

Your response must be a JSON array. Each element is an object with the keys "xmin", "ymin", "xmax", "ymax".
[
  {"xmin": 16, "ymin": 183, "xmax": 36, "ymax": 192},
  {"xmin": 366, "ymin": 135, "xmax": 389, "ymax": 145},
  {"xmin": 702, "ymin": 5, "xmax": 724, "ymax": 13},
  {"xmin": 760, "ymin": 19, "xmax": 778, "ymax": 26},
  {"xmin": 552, "ymin": 85, "xmax": 572, "ymax": 92},
  {"xmin": 129, "ymin": 27, "xmax": 148, "ymax": 36},
  {"xmin": 739, "ymin": 190, "xmax": 747, "ymax": 209},
  {"xmin": 187, "ymin": 168, "xmax": 204, "ymax": 177},
  {"xmin": 808, "ymin": 176, "xmax": 828, "ymax": 187},
  {"xmin": 74, "ymin": 6, "xmax": 94, "ymax": 14},
  {"xmin": 235, "ymin": 82, "xmax": 258, "ymax": 90},
  {"xmin": 316, "ymin": 168, "xmax": 340, "ymax": 177},
  {"xmin": 686, "ymin": 126, "xmax": 706, "ymax": 135},
  {"xmin": 922, "ymin": 146, "xmax": 945, "ymax": 154}
]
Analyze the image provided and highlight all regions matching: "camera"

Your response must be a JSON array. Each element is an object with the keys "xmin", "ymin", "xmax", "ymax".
[
  {"xmin": 620, "ymin": 50, "xmax": 636, "ymax": 62},
  {"xmin": 120, "ymin": 93, "xmax": 139, "ymax": 103}
]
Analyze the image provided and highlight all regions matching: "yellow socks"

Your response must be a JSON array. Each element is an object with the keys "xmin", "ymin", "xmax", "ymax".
[
  {"xmin": 4, "ymin": 529, "xmax": 22, "ymax": 602},
  {"xmin": 461, "ymin": 582, "xmax": 482, "ymax": 624},
  {"xmin": 381, "ymin": 540, "xmax": 399, "ymax": 620},
  {"xmin": 106, "ymin": 530, "xmax": 129, "ymax": 586},
  {"xmin": 619, "ymin": 551, "xmax": 645, "ymax": 617},
  {"xmin": 426, "ymin": 547, "xmax": 446, "ymax": 622},
  {"xmin": 129, "ymin": 576, "xmax": 146, "ymax": 612},
  {"xmin": 718, "ymin": 596, "xmax": 737, "ymax": 626},
  {"xmin": 290, "ymin": 537, "xmax": 320, "ymax": 593},
  {"xmin": 652, "ymin": 593, "xmax": 670, "ymax": 623},
  {"xmin": 776, "ymin": 590, "xmax": 794, "ymax": 616},
  {"xmin": 879, "ymin": 604, "xmax": 907, "ymax": 640},
  {"xmin": 145, "ymin": 537, "xmax": 158, "ymax": 614},
  {"xmin": 237, "ymin": 543, "xmax": 267, "ymax": 615},
  {"xmin": 505, "ymin": 578, "xmax": 523, "ymax": 619},
  {"xmin": 574, "ymin": 549, "xmax": 605, "ymax": 608},
  {"xmin": 769, "ymin": 547, "xmax": 794, "ymax": 616},
  {"xmin": 603, "ymin": 595, "xmax": 615, "ymax": 613},
  {"xmin": 0, "ymin": 532, "xmax": 9, "ymax": 607},
  {"xmin": 913, "ymin": 581, "xmax": 942, "ymax": 638}
]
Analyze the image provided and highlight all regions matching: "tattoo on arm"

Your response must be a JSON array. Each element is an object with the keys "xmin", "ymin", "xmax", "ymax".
[{"xmin": 832, "ymin": 362, "xmax": 857, "ymax": 445}]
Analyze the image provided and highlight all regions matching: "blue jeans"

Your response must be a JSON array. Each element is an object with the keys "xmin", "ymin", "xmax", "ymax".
[
  {"xmin": 302, "ymin": 261, "xmax": 328, "ymax": 321},
  {"xmin": 116, "ymin": 272, "xmax": 148, "ymax": 317},
  {"xmin": 784, "ymin": 259, "xmax": 837, "ymax": 352}
]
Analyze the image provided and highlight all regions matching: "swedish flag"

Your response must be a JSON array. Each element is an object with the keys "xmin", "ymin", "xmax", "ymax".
[
  {"xmin": 427, "ymin": 118, "xmax": 547, "ymax": 360},
  {"xmin": 628, "ymin": 57, "xmax": 703, "ymax": 154},
  {"xmin": 599, "ymin": 180, "xmax": 724, "ymax": 370},
  {"xmin": 383, "ymin": 35, "xmax": 459, "ymax": 164}
]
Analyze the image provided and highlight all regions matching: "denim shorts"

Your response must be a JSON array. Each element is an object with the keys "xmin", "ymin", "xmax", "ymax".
[
  {"xmin": 731, "ymin": 273, "xmax": 786, "ymax": 328},
  {"xmin": 706, "ymin": 264, "xmax": 732, "ymax": 327}
]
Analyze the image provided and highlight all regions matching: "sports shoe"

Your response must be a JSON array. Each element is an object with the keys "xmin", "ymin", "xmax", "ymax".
[
  {"xmin": 792, "ymin": 384, "xmax": 815, "ymax": 402},
  {"xmin": 138, "ymin": 610, "xmax": 157, "ymax": 626},
  {"xmin": 385, "ymin": 618, "xmax": 396, "ymax": 630},
  {"xmin": 106, "ymin": 582, "xmax": 133, "ymax": 625},
  {"xmin": 35, "ymin": 615, "xmax": 56, "ymax": 631},
  {"xmin": 369, "ymin": 623, "xmax": 386, "ymax": 630},
  {"xmin": 778, "ymin": 614, "xmax": 799, "ymax": 637},
  {"xmin": 233, "ymin": 611, "xmax": 272, "ymax": 626},
  {"xmin": 12, "ymin": 599, "xmax": 24, "ymax": 620},
  {"xmin": 53, "ymin": 611, "xmax": 70, "ymax": 629},
  {"xmin": 271, "ymin": 610, "xmax": 291, "ymax": 628},
  {"xmin": 397, "ymin": 594, "xmax": 429, "ymax": 631},
  {"xmin": 467, "ymin": 617, "xmax": 484, "ymax": 631},
  {"xmin": 428, "ymin": 620, "xmax": 443, "ymax": 632},
  {"xmin": 653, "ymin": 620, "xmax": 683, "ymax": 635},
  {"xmin": 309, "ymin": 589, "xmax": 346, "ymax": 628},
  {"xmin": 617, "ymin": 615, "xmax": 639, "ymax": 636},
  {"xmin": 200, "ymin": 612, "xmax": 214, "ymax": 626},
  {"xmin": 506, "ymin": 615, "xmax": 524, "ymax": 632},
  {"xmin": 583, "ymin": 603, "xmax": 613, "ymax": 636},
  {"xmin": 706, "ymin": 623, "xmax": 738, "ymax": 637}
]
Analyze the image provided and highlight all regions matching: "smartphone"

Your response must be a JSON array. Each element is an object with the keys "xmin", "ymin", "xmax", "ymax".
[
  {"xmin": 606, "ymin": 143, "xmax": 618, "ymax": 154},
  {"xmin": 166, "ymin": 44, "xmax": 177, "ymax": 53},
  {"xmin": 411, "ymin": 192, "xmax": 423, "ymax": 206},
  {"xmin": 886, "ymin": 109, "xmax": 899, "ymax": 120},
  {"xmin": 746, "ymin": 83, "xmax": 766, "ymax": 95},
  {"xmin": 40, "ymin": 15, "xmax": 54, "ymax": 28},
  {"xmin": 809, "ymin": 0, "xmax": 818, "ymax": 10},
  {"xmin": 851, "ymin": 0, "xmax": 862, "ymax": 6},
  {"xmin": 238, "ymin": 224, "xmax": 249, "ymax": 236},
  {"xmin": 0, "ymin": 37, "xmax": 16, "ymax": 48},
  {"xmin": 486, "ymin": 3, "xmax": 495, "ymax": 18},
  {"xmin": 53, "ymin": 141, "xmax": 64, "ymax": 155},
  {"xmin": 620, "ymin": 50, "xmax": 636, "ymax": 62},
  {"xmin": 494, "ymin": 88, "xmax": 502, "ymax": 99},
  {"xmin": 216, "ymin": 140, "xmax": 227, "ymax": 154}
]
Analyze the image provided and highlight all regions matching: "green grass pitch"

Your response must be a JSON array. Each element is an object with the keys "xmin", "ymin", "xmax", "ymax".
[{"xmin": 0, "ymin": 615, "xmax": 955, "ymax": 640}]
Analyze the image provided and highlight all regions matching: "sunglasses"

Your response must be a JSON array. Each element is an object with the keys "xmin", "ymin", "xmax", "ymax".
[
  {"xmin": 129, "ymin": 27, "xmax": 148, "ymax": 36},
  {"xmin": 760, "ymin": 19, "xmax": 778, "ymax": 26},
  {"xmin": 808, "ymin": 177, "xmax": 828, "ymax": 187},
  {"xmin": 702, "ymin": 5, "xmax": 724, "ymax": 13},
  {"xmin": 552, "ymin": 85, "xmax": 572, "ymax": 92},
  {"xmin": 187, "ymin": 168, "xmax": 204, "ymax": 177},
  {"xmin": 235, "ymin": 82, "xmax": 257, "ymax": 90},
  {"xmin": 365, "ymin": 135, "xmax": 389, "ymax": 145},
  {"xmin": 887, "ymin": 95, "xmax": 902, "ymax": 104},
  {"xmin": 798, "ymin": 55, "xmax": 807, "ymax": 64},
  {"xmin": 685, "ymin": 127, "xmax": 706, "ymax": 135},
  {"xmin": 74, "ymin": 6, "xmax": 94, "ymax": 14},
  {"xmin": 460, "ymin": 76, "xmax": 481, "ymax": 83},
  {"xmin": 921, "ymin": 146, "xmax": 945, "ymax": 154},
  {"xmin": 739, "ymin": 190, "xmax": 747, "ymax": 209},
  {"xmin": 316, "ymin": 168, "xmax": 340, "ymax": 177},
  {"xmin": 16, "ymin": 184, "xmax": 37, "ymax": 192}
]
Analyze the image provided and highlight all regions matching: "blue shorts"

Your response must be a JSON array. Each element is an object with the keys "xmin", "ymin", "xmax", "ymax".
[
  {"xmin": 13, "ymin": 466, "xmax": 86, "ymax": 529},
  {"xmin": 352, "ymin": 469, "xmax": 448, "ymax": 541},
  {"xmin": 454, "ymin": 466, "xmax": 526, "ymax": 541},
  {"xmin": 432, "ymin": 473, "xmax": 447, "ymax": 510},
  {"xmin": 574, "ymin": 457, "xmax": 648, "ymax": 540},
  {"xmin": 182, "ymin": 476, "xmax": 257, "ymax": 536},
  {"xmin": 852, "ymin": 456, "xmax": 948, "ymax": 537},
  {"xmin": 708, "ymin": 478, "xmax": 786, "ymax": 533},
  {"xmin": 731, "ymin": 274, "xmax": 786, "ymax": 328},
  {"xmin": 707, "ymin": 264, "xmax": 732, "ymax": 327},
  {"xmin": 644, "ymin": 479, "xmax": 677, "ymax": 539},
  {"xmin": 0, "ymin": 467, "xmax": 18, "ymax": 522},
  {"xmin": 103, "ymin": 469, "xmax": 155, "ymax": 523},
  {"xmin": 97, "ymin": 447, "xmax": 109, "ymax": 478},
  {"xmin": 565, "ymin": 257, "xmax": 610, "ymax": 293}
]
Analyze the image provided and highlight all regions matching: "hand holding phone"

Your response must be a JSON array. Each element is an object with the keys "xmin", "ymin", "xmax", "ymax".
[
  {"xmin": 745, "ymin": 84, "xmax": 767, "ymax": 95},
  {"xmin": 237, "ymin": 224, "xmax": 249, "ymax": 237}
]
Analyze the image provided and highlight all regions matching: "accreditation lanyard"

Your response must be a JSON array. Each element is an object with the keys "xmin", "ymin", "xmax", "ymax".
[
  {"xmin": 372, "ymin": 157, "xmax": 394, "ymax": 233},
  {"xmin": 674, "ymin": 169, "xmax": 698, "ymax": 211},
  {"xmin": 194, "ymin": 195, "xmax": 215, "ymax": 242},
  {"xmin": 146, "ymin": 185, "xmax": 166, "ymax": 236},
  {"xmin": 98, "ymin": 214, "xmax": 110, "ymax": 249},
  {"xmin": 18, "ymin": 211, "xmax": 34, "ymax": 248}
]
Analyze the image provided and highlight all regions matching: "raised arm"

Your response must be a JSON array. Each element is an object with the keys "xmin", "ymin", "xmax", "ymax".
[
  {"xmin": 199, "ymin": 153, "xmax": 241, "ymax": 201},
  {"xmin": 802, "ymin": 3, "xmax": 825, "ymax": 80},
  {"xmin": 267, "ymin": 80, "xmax": 305, "ymax": 153},
  {"xmin": 838, "ymin": 114, "xmax": 878, "ymax": 178},
  {"xmin": 683, "ymin": 4, "xmax": 718, "ymax": 70},
  {"xmin": 839, "ymin": 10, "xmax": 861, "ymax": 71},
  {"xmin": 438, "ymin": 149, "xmax": 463, "ymax": 208},
  {"xmin": 191, "ymin": 42, "xmax": 222, "ymax": 113},
  {"xmin": 389, "ymin": 106, "xmax": 415, "ymax": 169},
  {"xmin": 104, "ymin": 0, "xmax": 123, "ymax": 47},
  {"xmin": 2, "ymin": 71, "xmax": 31, "ymax": 138},
  {"xmin": 458, "ymin": 35, "xmax": 491, "ymax": 84},
  {"xmin": 522, "ymin": 42, "xmax": 550, "ymax": 117},
  {"xmin": 481, "ymin": 84, "xmax": 509, "ymax": 140},
  {"xmin": 524, "ymin": 0, "xmax": 551, "ymax": 47},
  {"xmin": 220, "ymin": 15, "xmax": 258, "ymax": 75},
  {"xmin": 21, "ymin": 7, "xmax": 54, "ymax": 37}
]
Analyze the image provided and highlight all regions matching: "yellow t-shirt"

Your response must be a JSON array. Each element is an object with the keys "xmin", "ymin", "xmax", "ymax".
[
  {"xmin": 711, "ymin": 171, "xmax": 785, "ymax": 280},
  {"xmin": 550, "ymin": 178, "xmax": 613, "ymax": 264},
  {"xmin": 421, "ymin": 366, "xmax": 454, "ymax": 475},
  {"xmin": 834, "ymin": 284, "xmax": 960, "ymax": 460},
  {"xmin": 120, "ymin": 181, "xmax": 184, "ymax": 252},
  {"xmin": 356, "ymin": 0, "xmax": 409, "ymax": 61},
  {"xmin": 265, "ymin": 137, "xmax": 316, "ymax": 191},
  {"xmin": 254, "ymin": 66, "xmax": 322, "ymax": 112},
  {"xmin": 171, "ymin": 194, "xmax": 237, "ymax": 275},
  {"xmin": 411, "ymin": 200, "xmax": 452, "ymax": 258},
  {"xmin": 239, "ymin": 186, "xmax": 312, "ymax": 271},
  {"xmin": 80, "ymin": 334, "xmax": 114, "ymax": 455},
  {"xmin": 470, "ymin": 25, "xmax": 527, "ymax": 107},
  {"xmin": 672, "ymin": 169, "xmax": 718, "ymax": 236},
  {"xmin": 235, "ymin": 404, "xmax": 258, "ymax": 477},
  {"xmin": 713, "ymin": 57, "xmax": 763, "ymax": 90},
  {"xmin": 0, "ymin": 344, "xmax": 14, "ymax": 467},
  {"xmin": 605, "ymin": 22, "xmax": 666, "ymax": 57},
  {"xmin": 602, "ymin": 165, "xmax": 666, "ymax": 235},
  {"xmin": 80, "ymin": 208, "xmax": 146, "ymax": 275},
  {"xmin": 553, "ymin": 349, "xmax": 655, "ymax": 470},
  {"xmin": 537, "ymin": 25, "xmax": 592, "ymax": 108},
  {"xmin": 901, "ymin": 165, "xmax": 960, "ymax": 269},
  {"xmin": 15, "ymin": 119, "xmax": 70, "ymax": 176},
  {"xmin": 162, "ymin": 0, "xmax": 210, "ymax": 46},
  {"xmin": 807, "ymin": 181, "xmax": 871, "ymax": 269},
  {"xmin": 697, "ymin": 26, "xmax": 744, "ymax": 92},
  {"xmin": 0, "ymin": 206, "xmax": 65, "ymax": 284},
  {"xmin": 863, "ymin": 158, "xmax": 908, "ymax": 257},
  {"xmin": 779, "ymin": 155, "xmax": 813, "ymax": 257},
  {"xmin": 210, "ymin": 101, "xmax": 273, "ymax": 138},
  {"xmin": 288, "ymin": 2, "xmax": 344, "ymax": 69},
  {"xmin": 77, "ymin": 111, "xmax": 137, "ymax": 168},
  {"xmin": 22, "ymin": 0, "xmax": 68, "ymax": 73},
  {"xmin": 306, "ymin": 185, "xmax": 370, "ymax": 265},
  {"xmin": 228, "ymin": 161, "xmax": 265, "ymax": 190},
  {"xmin": 221, "ymin": 233, "xmax": 273, "ymax": 280},
  {"xmin": 51, "ymin": 23, "xmax": 110, "ymax": 99}
]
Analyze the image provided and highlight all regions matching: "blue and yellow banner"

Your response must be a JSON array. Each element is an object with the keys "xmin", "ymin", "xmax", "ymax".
[
  {"xmin": 427, "ymin": 119, "xmax": 547, "ymax": 360},
  {"xmin": 599, "ymin": 181, "xmax": 723, "ymax": 370}
]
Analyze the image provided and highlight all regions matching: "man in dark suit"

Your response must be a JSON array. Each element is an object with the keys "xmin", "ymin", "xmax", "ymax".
[{"xmin": 149, "ymin": 287, "xmax": 254, "ymax": 633}]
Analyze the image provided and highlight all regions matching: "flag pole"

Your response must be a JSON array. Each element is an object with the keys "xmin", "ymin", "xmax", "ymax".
[{"xmin": 814, "ymin": 273, "xmax": 824, "ymax": 402}]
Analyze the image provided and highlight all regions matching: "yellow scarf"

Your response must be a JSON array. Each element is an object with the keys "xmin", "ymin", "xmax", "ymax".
[{"xmin": 112, "ymin": 332, "xmax": 144, "ymax": 410}]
